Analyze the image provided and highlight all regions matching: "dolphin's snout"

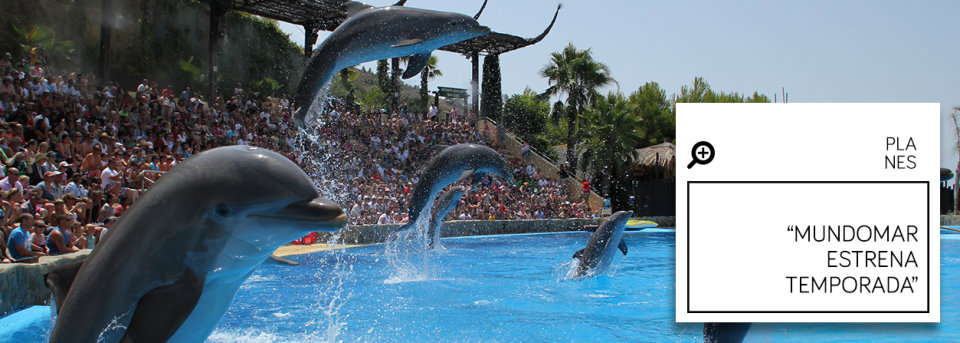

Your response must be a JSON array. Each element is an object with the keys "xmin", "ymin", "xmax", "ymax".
[{"xmin": 269, "ymin": 198, "xmax": 347, "ymax": 230}]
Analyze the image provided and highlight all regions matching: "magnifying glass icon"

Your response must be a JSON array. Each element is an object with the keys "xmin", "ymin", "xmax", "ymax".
[{"xmin": 687, "ymin": 141, "xmax": 715, "ymax": 169}]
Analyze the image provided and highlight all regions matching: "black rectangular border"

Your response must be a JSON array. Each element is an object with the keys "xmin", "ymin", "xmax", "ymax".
[{"xmin": 686, "ymin": 180, "xmax": 930, "ymax": 314}]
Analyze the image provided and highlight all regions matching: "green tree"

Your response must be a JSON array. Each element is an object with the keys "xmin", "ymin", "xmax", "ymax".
[
  {"xmin": 481, "ymin": 54, "xmax": 503, "ymax": 120},
  {"xmin": 540, "ymin": 43, "xmax": 614, "ymax": 172},
  {"xmin": 377, "ymin": 59, "xmax": 390, "ymax": 96},
  {"xmin": 331, "ymin": 66, "xmax": 359, "ymax": 107},
  {"xmin": 579, "ymin": 92, "xmax": 643, "ymax": 211},
  {"xmin": 357, "ymin": 86, "xmax": 386, "ymax": 114},
  {"xmin": 419, "ymin": 56, "xmax": 442, "ymax": 112},
  {"xmin": 674, "ymin": 77, "xmax": 771, "ymax": 106},
  {"xmin": 390, "ymin": 57, "xmax": 401, "ymax": 112},
  {"xmin": 502, "ymin": 88, "xmax": 549, "ymax": 137},
  {"xmin": 629, "ymin": 82, "xmax": 674, "ymax": 146},
  {"xmin": 13, "ymin": 25, "xmax": 75, "ymax": 69}
]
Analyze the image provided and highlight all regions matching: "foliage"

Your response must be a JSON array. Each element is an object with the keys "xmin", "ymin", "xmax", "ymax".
[
  {"xmin": 419, "ymin": 56, "xmax": 441, "ymax": 112},
  {"xmin": 330, "ymin": 66, "xmax": 359, "ymax": 104},
  {"xmin": 248, "ymin": 77, "xmax": 280, "ymax": 99},
  {"xmin": 579, "ymin": 92, "xmax": 643, "ymax": 210},
  {"xmin": 481, "ymin": 54, "xmax": 503, "ymax": 120},
  {"xmin": 628, "ymin": 82, "xmax": 674, "ymax": 146},
  {"xmin": 12, "ymin": 25, "xmax": 76, "ymax": 68},
  {"xmin": 177, "ymin": 56, "xmax": 206, "ymax": 88},
  {"xmin": 540, "ymin": 43, "xmax": 615, "ymax": 171},
  {"xmin": 3, "ymin": 0, "xmax": 304, "ymax": 97},
  {"xmin": 502, "ymin": 88, "xmax": 549, "ymax": 137},
  {"xmin": 673, "ymin": 77, "xmax": 771, "ymax": 106},
  {"xmin": 377, "ymin": 59, "xmax": 390, "ymax": 95},
  {"xmin": 525, "ymin": 135, "xmax": 560, "ymax": 162},
  {"xmin": 357, "ymin": 87, "xmax": 386, "ymax": 114}
]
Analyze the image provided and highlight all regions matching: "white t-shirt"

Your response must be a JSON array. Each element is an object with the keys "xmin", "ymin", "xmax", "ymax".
[{"xmin": 101, "ymin": 167, "xmax": 119, "ymax": 190}]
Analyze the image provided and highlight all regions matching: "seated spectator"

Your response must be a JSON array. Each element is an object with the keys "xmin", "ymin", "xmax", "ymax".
[
  {"xmin": 46, "ymin": 214, "xmax": 79, "ymax": 255},
  {"xmin": 7, "ymin": 214, "xmax": 44, "ymax": 262}
]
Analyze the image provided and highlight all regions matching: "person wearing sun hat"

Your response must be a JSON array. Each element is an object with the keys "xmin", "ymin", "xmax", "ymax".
[{"xmin": 36, "ymin": 170, "xmax": 64, "ymax": 200}]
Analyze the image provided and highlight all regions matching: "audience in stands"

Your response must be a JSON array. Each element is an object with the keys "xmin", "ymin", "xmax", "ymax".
[{"xmin": 0, "ymin": 52, "xmax": 593, "ymax": 261}]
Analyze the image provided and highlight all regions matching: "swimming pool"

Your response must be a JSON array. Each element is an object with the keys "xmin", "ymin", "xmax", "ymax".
[{"xmin": 3, "ymin": 230, "xmax": 960, "ymax": 342}]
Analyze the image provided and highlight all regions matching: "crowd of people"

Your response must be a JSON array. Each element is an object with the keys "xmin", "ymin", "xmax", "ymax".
[
  {"xmin": 301, "ymin": 102, "xmax": 594, "ymax": 225},
  {"xmin": 0, "ymin": 52, "xmax": 297, "ymax": 262},
  {"xmin": 0, "ymin": 51, "xmax": 593, "ymax": 262}
]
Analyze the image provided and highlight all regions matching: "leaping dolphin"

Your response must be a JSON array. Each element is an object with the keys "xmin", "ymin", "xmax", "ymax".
[
  {"xmin": 293, "ymin": 6, "xmax": 490, "ymax": 127},
  {"xmin": 45, "ymin": 146, "xmax": 347, "ymax": 343},
  {"xmin": 427, "ymin": 186, "xmax": 466, "ymax": 248},
  {"xmin": 570, "ymin": 211, "xmax": 633, "ymax": 278},
  {"xmin": 402, "ymin": 144, "xmax": 509, "ymax": 230}
]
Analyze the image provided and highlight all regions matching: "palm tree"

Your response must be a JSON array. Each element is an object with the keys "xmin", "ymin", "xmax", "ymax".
[
  {"xmin": 579, "ymin": 92, "xmax": 643, "ymax": 211},
  {"xmin": 540, "ymin": 43, "xmax": 614, "ymax": 173},
  {"xmin": 420, "ymin": 56, "xmax": 442, "ymax": 113}
]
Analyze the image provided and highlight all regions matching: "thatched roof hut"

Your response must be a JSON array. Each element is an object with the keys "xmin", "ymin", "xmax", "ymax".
[{"xmin": 634, "ymin": 142, "xmax": 675, "ymax": 168}]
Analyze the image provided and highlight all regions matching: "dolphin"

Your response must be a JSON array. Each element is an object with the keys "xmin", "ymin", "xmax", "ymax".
[
  {"xmin": 703, "ymin": 323, "xmax": 752, "ymax": 343},
  {"xmin": 45, "ymin": 146, "xmax": 347, "ymax": 343},
  {"xmin": 427, "ymin": 186, "xmax": 466, "ymax": 248},
  {"xmin": 570, "ymin": 211, "xmax": 633, "ymax": 278},
  {"xmin": 293, "ymin": 6, "xmax": 491, "ymax": 127},
  {"xmin": 402, "ymin": 144, "xmax": 509, "ymax": 230}
]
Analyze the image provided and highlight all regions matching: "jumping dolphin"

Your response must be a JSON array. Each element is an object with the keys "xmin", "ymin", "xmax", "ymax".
[
  {"xmin": 293, "ymin": 6, "xmax": 490, "ymax": 127},
  {"xmin": 402, "ymin": 144, "xmax": 509, "ymax": 230},
  {"xmin": 570, "ymin": 211, "xmax": 633, "ymax": 278},
  {"xmin": 45, "ymin": 146, "xmax": 347, "ymax": 343},
  {"xmin": 427, "ymin": 186, "xmax": 466, "ymax": 247},
  {"xmin": 704, "ymin": 323, "xmax": 752, "ymax": 343}
]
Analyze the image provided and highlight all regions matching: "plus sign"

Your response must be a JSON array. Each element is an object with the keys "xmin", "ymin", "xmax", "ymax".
[{"xmin": 697, "ymin": 147, "xmax": 710, "ymax": 159}]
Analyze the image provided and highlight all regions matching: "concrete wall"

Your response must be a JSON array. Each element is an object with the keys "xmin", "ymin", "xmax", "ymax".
[
  {"xmin": 317, "ymin": 217, "xmax": 674, "ymax": 245},
  {"xmin": 0, "ymin": 250, "xmax": 90, "ymax": 316},
  {"xmin": 941, "ymin": 215, "xmax": 960, "ymax": 226}
]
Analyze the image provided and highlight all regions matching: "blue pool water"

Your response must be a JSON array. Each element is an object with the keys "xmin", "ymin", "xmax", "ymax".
[{"xmin": 3, "ymin": 231, "xmax": 960, "ymax": 342}]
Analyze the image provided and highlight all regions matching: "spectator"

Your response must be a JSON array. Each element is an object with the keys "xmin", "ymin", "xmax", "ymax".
[
  {"xmin": 7, "ymin": 213, "xmax": 45, "ymax": 262},
  {"xmin": 46, "ymin": 214, "xmax": 79, "ymax": 255}
]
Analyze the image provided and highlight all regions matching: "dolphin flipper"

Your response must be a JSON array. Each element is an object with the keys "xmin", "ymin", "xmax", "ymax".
[
  {"xmin": 45, "ymin": 260, "xmax": 85, "ymax": 315},
  {"xmin": 403, "ymin": 52, "xmax": 432, "ymax": 79},
  {"xmin": 618, "ymin": 239, "xmax": 628, "ymax": 255},
  {"xmin": 269, "ymin": 254, "xmax": 300, "ymax": 266},
  {"xmin": 456, "ymin": 169, "xmax": 476, "ymax": 184},
  {"xmin": 392, "ymin": 38, "xmax": 424, "ymax": 48},
  {"xmin": 121, "ymin": 270, "xmax": 205, "ymax": 343},
  {"xmin": 573, "ymin": 248, "xmax": 585, "ymax": 259}
]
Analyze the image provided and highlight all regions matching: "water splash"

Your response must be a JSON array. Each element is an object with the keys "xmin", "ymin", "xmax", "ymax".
[
  {"xmin": 96, "ymin": 312, "xmax": 130, "ymax": 343},
  {"xmin": 309, "ymin": 231, "xmax": 356, "ymax": 343},
  {"xmin": 290, "ymin": 89, "xmax": 357, "ymax": 342},
  {"xmin": 383, "ymin": 212, "xmax": 444, "ymax": 284}
]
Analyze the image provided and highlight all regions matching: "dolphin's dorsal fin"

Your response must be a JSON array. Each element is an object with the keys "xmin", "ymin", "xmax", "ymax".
[
  {"xmin": 573, "ymin": 248, "xmax": 585, "ymax": 259},
  {"xmin": 392, "ymin": 38, "xmax": 424, "ymax": 48},
  {"xmin": 402, "ymin": 52, "xmax": 432, "ymax": 79},
  {"xmin": 345, "ymin": 1, "xmax": 374, "ymax": 18},
  {"xmin": 45, "ymin": 260, "xmax": 85, "ymax": 315},
  {"xmin": 618, "ymin": 239, "xmax": 628, "ymax": 255},
  {"xmin": 122, "ymin": 269, "xmax": 205, "ymax": 342}
]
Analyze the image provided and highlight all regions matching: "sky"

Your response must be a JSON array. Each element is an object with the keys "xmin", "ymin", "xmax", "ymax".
[{"xmin": 277, "ymin": 0, "xmax": 960, "ymax": 169}]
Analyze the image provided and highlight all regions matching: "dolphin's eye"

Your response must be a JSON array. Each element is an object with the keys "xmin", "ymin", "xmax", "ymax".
[{"xmin": 215, "ymin": 205, "xmax": 232, "ymax": 217}]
